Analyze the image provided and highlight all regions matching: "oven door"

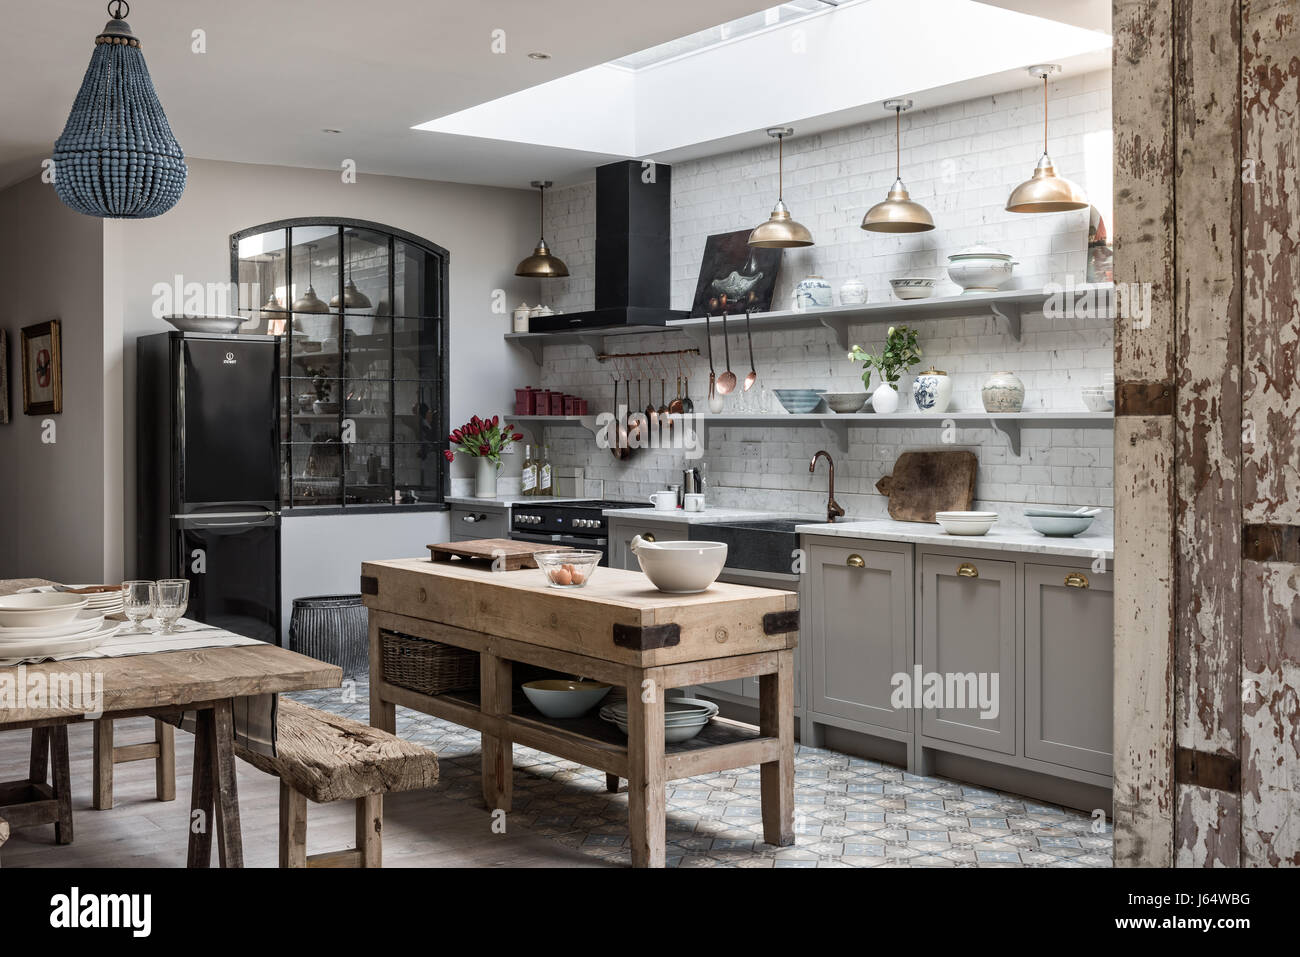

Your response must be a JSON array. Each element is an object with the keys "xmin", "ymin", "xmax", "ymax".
[{"xmin": 509, "ymin": 529, "xmax": 610, "ymax": 566}]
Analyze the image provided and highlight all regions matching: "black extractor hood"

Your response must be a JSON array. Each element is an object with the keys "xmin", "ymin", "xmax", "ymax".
[{"xmin": 526, "ymin": 160, "xmax": 688, "ymax": 332}]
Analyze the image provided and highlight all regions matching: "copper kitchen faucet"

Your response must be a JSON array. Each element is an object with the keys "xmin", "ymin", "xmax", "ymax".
[{"xmin": 810, "ymin": 450, "xmax": 845, "ymax": 524}]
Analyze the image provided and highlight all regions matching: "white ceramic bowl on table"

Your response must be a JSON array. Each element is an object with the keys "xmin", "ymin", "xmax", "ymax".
[
  {"xmin": 521, "ymin": 679, "xmax": 611, "ymax": 718},
  {"xmin": 0, "ymin": 593, "xmax": 89, "ymax": 628},
  {"xmin": 630, "ymin": 538, "xmax": 727, "ymax": 594},
  {"xmin": 600, "ymin": 697, "xmax": 719, "ymax": 743},
  {"xmin": 1024, "ymin": 509, "xmax": 1097, "ymax": 537},
  {"xmin": 934, "ymin": 511, "xmax": 998, "ymax": 536}
]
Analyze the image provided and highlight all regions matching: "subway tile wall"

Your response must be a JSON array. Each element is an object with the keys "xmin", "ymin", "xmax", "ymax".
[{"xmin": 523, "ymin": 70, "xmax": 1114, "ymax": 527}]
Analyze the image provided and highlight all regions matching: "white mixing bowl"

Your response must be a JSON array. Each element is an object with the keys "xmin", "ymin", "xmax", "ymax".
[{"xmin": 630, "ymin": 538, "xmax": 727, "ymax": 594}]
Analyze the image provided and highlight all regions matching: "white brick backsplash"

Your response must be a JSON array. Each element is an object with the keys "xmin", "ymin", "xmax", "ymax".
[{"xmin": 523, "ymin": 70, "xmax": 1114, "ymax": 528}]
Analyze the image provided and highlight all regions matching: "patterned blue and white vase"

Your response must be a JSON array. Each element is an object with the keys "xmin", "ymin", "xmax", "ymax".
[
  {"xmin": 981, "ymin": 370, "xmax": 1025, "ymax": 412},
  {"xmin": 912, "ymin": 368, "xmax": 952, "ymax": 414},
  {"xmin": 792, "ymin": 276, "xmax": 833, "ymax": 311}
]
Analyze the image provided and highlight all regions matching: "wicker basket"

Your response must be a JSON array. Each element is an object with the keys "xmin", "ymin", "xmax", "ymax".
[{"xmin": 380, "ymin": 629, "xmax": 479, "ymax": 696}]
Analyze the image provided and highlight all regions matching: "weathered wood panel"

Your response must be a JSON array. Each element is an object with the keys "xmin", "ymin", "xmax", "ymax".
[
  {"xmin": 1112, "ymin": 0, "xmax": 1178, "ymax": 867},
  {"xmin": 1239, "ymin": 0, "xmax": 1300, "ymax": 869},
  {"xmin": 1113, "ymin": 416, "xmax": 1176, "ymax": 866},
  {"xmin": 1241, "ymin": 561, "xmax": 1300, "ymax": 865},
  {"xmin": 1241, "ymin": 0, "xmax": 1300, "ymax": 525},
  {"xmin": 1172, "ymin": 0, "xmax": 1243, "ymax": 867}
]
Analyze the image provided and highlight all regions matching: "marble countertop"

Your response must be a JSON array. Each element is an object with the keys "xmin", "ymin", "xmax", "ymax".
[
  {"xmin": 602, "ymin": 507, "xmax": 818, "ymax": 525},
  {"xmin": 795, "ymin": 519, "xmax": 1113, "ymax": 559},
  {"xmin": 447, "ymin": 495, "xmax": 589, "ymax": 508}
]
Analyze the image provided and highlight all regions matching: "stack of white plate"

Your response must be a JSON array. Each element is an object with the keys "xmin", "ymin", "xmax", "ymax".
[
  {"xmin": 64, "ymin": 584, "xmax": 125, "ymax": 616},
  {"xmin": 599, "ymin": 696, "xmax": 720, "ymax": 743},
  {"xmin": 0, "ymin": 594, "xmax": 120, "ymax": 659}
]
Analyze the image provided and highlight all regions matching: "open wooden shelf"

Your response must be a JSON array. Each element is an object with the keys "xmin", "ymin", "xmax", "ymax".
[{"xmin": 505, "ymin": 283, "xmax": 1116, "ymax": 361}]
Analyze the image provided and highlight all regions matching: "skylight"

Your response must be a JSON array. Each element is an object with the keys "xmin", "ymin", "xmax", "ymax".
[{"xmin": 610, "ymin": 0, "xmax": 843, "ymax": 70}]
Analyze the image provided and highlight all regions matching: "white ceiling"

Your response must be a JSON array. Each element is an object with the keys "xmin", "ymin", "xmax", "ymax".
[
  {"xmin": 1, "ymin": 0, "xmax": 1109, "ymax": 192},
  {"xmin": 0, "ymin": 0, "xmax": 777, "ymax": 190}
]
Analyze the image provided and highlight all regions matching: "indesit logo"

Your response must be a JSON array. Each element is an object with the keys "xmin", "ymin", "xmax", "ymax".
[
  {"xmin": 49, "ymin": 887, "xmax": 151, "ymax": 938},
  {"xmin": 223, "ymin": 351, "xmax": 237, "ymax": 365}
]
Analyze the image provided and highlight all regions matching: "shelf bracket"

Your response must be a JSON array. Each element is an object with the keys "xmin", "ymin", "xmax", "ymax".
[
  {"xmin": 990, "ymin": 301, "xmax": 1022, "ymax": 341},
  {"xmin": 818, "ymin": 418, "xmax": 848, "ymax": 452},
  {"xmin": 986, "ymin": 417, "xmax": 1022, "ymax": 456},
  {"xmin": 817, "ymin": 316, "xmax": 852, "ymax": 351},
  {"xmin": 508, "ymin": 337, "xmax": 546, "ymax": 365}
]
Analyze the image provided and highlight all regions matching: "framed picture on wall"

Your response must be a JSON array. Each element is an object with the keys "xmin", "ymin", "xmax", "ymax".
[
  {"xmin": 21, "ymin": 319, "xmax": 62, "ymax": 416},
  {"xmin": 0, "ymin": 329, "xmax": 9, "ymax": 424},
  {"xmin": 688, "ymin": 229, "xmax": 783, "ymax": 317}
]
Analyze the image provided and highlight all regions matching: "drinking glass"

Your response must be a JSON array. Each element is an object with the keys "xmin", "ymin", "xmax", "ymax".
[
  {"xmin": 151, "ymin": 579, "xmax": 190, "ymax": 634},
  {"xmin": 122, "ymin": 580, "xmax": 154, "ymax": 634}
]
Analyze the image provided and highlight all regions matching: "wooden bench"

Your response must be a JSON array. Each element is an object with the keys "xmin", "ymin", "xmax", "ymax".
[{"xmin": 235, "ymin": 698, "xmax": 437, "ymax": 868}]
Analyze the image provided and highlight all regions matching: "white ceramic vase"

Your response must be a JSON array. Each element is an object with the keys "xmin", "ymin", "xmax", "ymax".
[
  {"xmin": 474, "ymin": 456, "xmax": 500, "ymax": 498},
  {"xmin": 871, "ymin": 382, "xmax": 900, "ymax": 414},
  {"xmin": 838, "ymin": 278, "xmax": 868, "ymax": 305}
]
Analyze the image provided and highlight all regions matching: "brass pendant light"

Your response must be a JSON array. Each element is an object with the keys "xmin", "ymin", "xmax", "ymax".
[
  {"xmin": 331, "ymin": 231, "xmax": 373, "ymax": 309},
  {"xmin": 861, "ymin": 99, "xmax": 935, "ymax": 233},
  {"xmin": 292, "ymin": 243, "xmax": 331, "ymax": 314},
  {"xmin": 516, "ymin": 181, "xmax": 569, "ymax": 278},
  {"xmin": 748, "ymin": 128, "xmax": 814, "ymax": 248},
  {"xmin": 1006, "ymin": 65, "xmax": 1088, "ymax": 213}
]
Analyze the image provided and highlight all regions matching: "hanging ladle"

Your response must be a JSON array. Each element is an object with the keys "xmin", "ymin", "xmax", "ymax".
[
  {"xmin": 704, "ymin": 307, "xmax": 718, "ymax": 398},
  {"xmin": 669, "ymin": 354, "xmax": 685, "ymax": 414},
  {"xmin": 743, "ymin": 308, "xmax": 758, "ymax": 392},
  {"xmin": 716, "ymin": 307, "xmax": 738, "ymax": 395}
]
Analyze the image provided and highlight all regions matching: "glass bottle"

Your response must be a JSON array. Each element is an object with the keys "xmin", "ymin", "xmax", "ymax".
[
  {"xmin": 521, "ymin": 444, "xmax": 539, "ymax": 496},
  {"xmin": 539, "ymin": 445, "xmax": 553, "ymax": 496}
]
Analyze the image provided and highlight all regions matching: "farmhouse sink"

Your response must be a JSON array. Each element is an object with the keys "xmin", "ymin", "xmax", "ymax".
[{"xmin": 690, "ymin": 518, "xmax": 828, "ymax": 575}]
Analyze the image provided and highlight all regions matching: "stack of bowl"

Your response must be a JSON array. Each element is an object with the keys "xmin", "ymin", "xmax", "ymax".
[{"xmin": 599, "ymin": 696, "xmax": 719, "ymax": 743}]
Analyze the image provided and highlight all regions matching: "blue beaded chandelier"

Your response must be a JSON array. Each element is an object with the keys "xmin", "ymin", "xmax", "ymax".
[{"xmin": 53, "ymin": 1, "xmax": 187, "ymax": 219}]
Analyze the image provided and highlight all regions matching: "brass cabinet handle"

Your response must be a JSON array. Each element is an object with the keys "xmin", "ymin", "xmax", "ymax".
[
  {"xmin": 1065, "ymin": 572, "xmax": 1090, "ymax": 589},
  {"xmin": 642, "ymin": 532, "xmax": 656, "ymax": 543},
  {"xmin": 846, "ymin": 554, "xmax": 865, "ymax": 568},
  {"xmin": 957, "ymin": 563, "xmax": 979, "ymax": 578}
]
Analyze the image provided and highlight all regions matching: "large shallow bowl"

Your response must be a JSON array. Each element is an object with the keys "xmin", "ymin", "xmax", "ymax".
[
  {"xmin": 1026, "ymin": 513, "xmax": 1096, "ymax": 537},
  {"xmin": 0, "ymin": 593, "xmax": 89, "ymax": 628},
  {"xmin": 522, "ymin": 679, "xmax": 611, "ymax": 718},
  {"xmin": 935, "ymin": 511, "xmax": 998, "ymax": 536},
  {"xmin": 822, "ymin": 392, "xmax": 866, "ymax": 414},
  {"xmin": 946, "ymin": 244, "xmax": 1018, "ymax": 293},
  {"xmin": 600, "ymin": 697, "xmax": 719, "ymax": 743},
  {"xmin": 630, "ymin": 539, "xmax": 727, "ymax": 594},
  {"xmin": 535, "ymin": 550, "xmax": 601, "ymax": 588},
  {"xmin": 773, "ymin": 389, "xmax": 826, "ymax": 414},
  {"xmin": 163, "ymin": 314, "xmax": 244, "ymax": 333}
]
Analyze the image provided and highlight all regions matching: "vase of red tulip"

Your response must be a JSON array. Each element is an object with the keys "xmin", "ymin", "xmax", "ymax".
[{"xmin": 445, "ymin": 414, "xmax": 524, "ymax": 498}]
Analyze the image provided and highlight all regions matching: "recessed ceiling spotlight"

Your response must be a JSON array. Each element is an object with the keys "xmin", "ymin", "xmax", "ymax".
[
  {"xmin": 527, "ymin": 52, "xmax": 551, "ymax": 60},
  {"xmin": 321, "ymin": 128, "xmax": 342, "ymax": 134}
]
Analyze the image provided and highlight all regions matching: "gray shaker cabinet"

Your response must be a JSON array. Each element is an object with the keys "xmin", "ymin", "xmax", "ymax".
[
  {"xmin": 919, "ymin": 551, "xmax": 1017, "ymax": 755},
  {"xmin": 806, "ymin": 539, "xmax": 912, "ymax": 734},
  {"xmin": 1024, "ymin": 562, "xmax": 1114, "ymax": 775}
]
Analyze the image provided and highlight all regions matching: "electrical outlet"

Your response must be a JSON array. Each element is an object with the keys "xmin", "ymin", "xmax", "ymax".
[
  {"xmin": 740, "ymin": 440, "xmax": 761, "ymax": 461},
  {"xmin": 501, "ymin": 442, "xmax": 517, "ymax": 455}
]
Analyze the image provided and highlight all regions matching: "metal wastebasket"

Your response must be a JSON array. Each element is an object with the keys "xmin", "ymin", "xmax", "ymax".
[{"xmin": 289, "ymin": 594, "xmax": 368, "ymax": 677}]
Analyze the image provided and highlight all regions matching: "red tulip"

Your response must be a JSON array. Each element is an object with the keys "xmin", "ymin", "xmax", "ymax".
[
  {"xmin": 512, "ymin": 433, "xmax": 524, "ymax": 442},
  {"xmin": 491, "ymin": 415, "xmax": 499, "ymax": 427},
  {"xmin": 443, "ymin": 450, "xmax": 454, "ymax": 462},
  {"xmin": 479, "ymin": 443, "xmax": 490, "ymax": 456}
]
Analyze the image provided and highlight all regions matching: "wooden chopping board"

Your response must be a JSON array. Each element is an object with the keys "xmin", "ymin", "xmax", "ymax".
[
  {"xmin": 875, "ymin": 450, "xmax": 978, "ymax": 523},
  {"xmin": 426, "ymin": 539, "xmax": 574, "ymax": 570}
]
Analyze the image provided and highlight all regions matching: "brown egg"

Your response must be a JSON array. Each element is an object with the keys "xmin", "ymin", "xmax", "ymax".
[
  {"xmin": 551, "ymin": 566, "xmax": 573, "ymax": 586},
  {"xmin": 563, "ymin": 563, "xmax": 576, "ymax": 575},
  {"xmin": 571, "ymin": 571, "xmax": 586, "ymax": 585}
]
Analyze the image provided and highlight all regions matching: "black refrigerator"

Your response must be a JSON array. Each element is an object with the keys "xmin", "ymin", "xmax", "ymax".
[{"xmin": 137, "ymin": 332, "xmax": 281, "ymax": 643}]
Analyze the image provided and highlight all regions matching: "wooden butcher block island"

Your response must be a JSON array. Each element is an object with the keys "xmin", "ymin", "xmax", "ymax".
[{"xmin": 360, "ymin": 557, "xmax": 799, "ymax": 867}]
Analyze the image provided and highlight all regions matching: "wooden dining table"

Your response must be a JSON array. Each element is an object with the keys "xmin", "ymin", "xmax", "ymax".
[{"xmin": 0, "ymin": 578, "xmax": 341, "ymax": 867}]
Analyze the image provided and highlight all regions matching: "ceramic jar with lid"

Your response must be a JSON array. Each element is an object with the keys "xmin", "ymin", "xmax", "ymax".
[
  {"xmin": 982, "ymin": 371, "xmax": 1025, "ymax": 412},
  {"xmin": 512, "ymin": 303, "xmax": 531, "ymax": 332},
  {"xmin": 838, "ymin": 277, "xmax": 868, "ymax": 305},
  {"xmin": 912, "ymin": 367, "xmax": 952, "ymax": 414},
  {"xmin": 792, "ymin": 276, "xmax": 833, "ymax": 311},
  {"xmin": 946, "ymin": 243, "xmax": 1018, "ymax": 293}
]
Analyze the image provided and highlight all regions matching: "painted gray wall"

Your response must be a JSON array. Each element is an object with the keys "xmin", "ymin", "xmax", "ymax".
[
  {"xmin": 0, "ymin": 175, "xmax": 110, "ymax": 583},
  {"xmin": 96, "ymin": 158, "xmax": 540, "ymax": 633}
]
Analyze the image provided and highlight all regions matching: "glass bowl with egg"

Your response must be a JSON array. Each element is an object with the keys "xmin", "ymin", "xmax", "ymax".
[{"xmin": 534, "ymin": 550, "xmax": 601, "ymax": 589}]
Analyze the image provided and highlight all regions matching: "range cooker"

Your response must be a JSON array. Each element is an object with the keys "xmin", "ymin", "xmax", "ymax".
[{"xmin": 509, "ymin": 499, "xmax": 644, "ymax": 565}]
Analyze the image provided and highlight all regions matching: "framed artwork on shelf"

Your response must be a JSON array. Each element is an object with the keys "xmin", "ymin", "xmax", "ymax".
[
  {"xmin": 689, "ymin": 229, "xmax": 783, "ymax": 317},
  {"xmin": 21, "ymin": 319, "xmax": 62, "ymax": 416}
]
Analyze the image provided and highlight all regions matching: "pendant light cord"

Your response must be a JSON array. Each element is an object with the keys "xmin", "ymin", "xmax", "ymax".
[
  {"xmin": 538, "ymin": 184, "xmax": 546, "ymax": 241},
  {"xmin": 1042, "ymin": 76, "xmax": 1049, "ymax": 155},
  {"xmin": 895, "ymin": 107, "xmax": 901, "ymax": 180},
  {"xmin": 777, "ymin": 134, "xmax": 784, "ymax": 202}
]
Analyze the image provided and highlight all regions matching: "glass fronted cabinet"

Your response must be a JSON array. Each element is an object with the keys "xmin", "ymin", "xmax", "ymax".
[{"xmin": 231, "ymin": 218, "xmax": 448, "ymax": 512}]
